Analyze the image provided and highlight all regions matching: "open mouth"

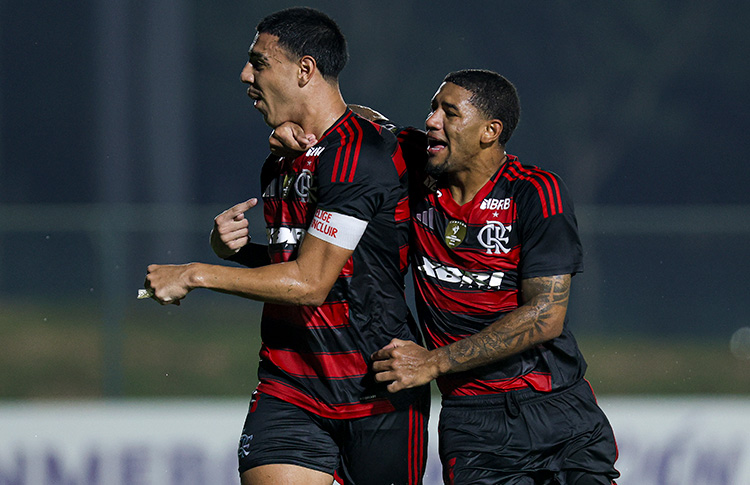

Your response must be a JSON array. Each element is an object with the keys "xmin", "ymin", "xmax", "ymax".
[
  {"xmin": 247, "ymin": 88, "xmax": 262, "ymax": 105},
  {"xmin": 427, "ymin": 135, "xmax": 447, "ymax": 156}
]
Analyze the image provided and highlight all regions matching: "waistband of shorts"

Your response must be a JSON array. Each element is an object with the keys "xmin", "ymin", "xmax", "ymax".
[{"xmin": 440, "ymin": 378, "xmax": 585, "ymax": 408}]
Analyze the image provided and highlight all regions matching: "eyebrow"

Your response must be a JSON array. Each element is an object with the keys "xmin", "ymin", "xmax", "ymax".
[
  {"xmin": 248, "ymin": 50, "xmax": 269, "ymax": 65},
  {"xmin": 433, "ymin": 100, "xmax": 460, "ymax": 114},
  {"xmin": 430, "ymin": 95, "xmax": 460, "ymax": 112},
  {"xmin": 442, "ymin": 101, "xmax": 460, "ymax": 112}
]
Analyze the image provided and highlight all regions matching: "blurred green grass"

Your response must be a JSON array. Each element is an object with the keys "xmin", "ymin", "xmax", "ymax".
[{"xmin": 1, "ymin": 296, "xmax": 748, "ymax": 399}]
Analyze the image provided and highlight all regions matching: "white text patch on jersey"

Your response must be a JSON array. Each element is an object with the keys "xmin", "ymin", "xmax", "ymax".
[
  {"xmin": 480, "ymin": 197, "xmax": 511, "ymax": 210},
  {"xmin": 417, "ymin": 256, "xmax": 505, "ymax": 290},
  {"xmin": 308, "ymin": 209, "xmax": 368, "ymax": 250},
  {"xmin": 267, "ymin": 227, "xmax": 307, "ymax": 246},
  {"xmin": 305, "ymin": 146, "xmax": 325, "ymax": 157}
]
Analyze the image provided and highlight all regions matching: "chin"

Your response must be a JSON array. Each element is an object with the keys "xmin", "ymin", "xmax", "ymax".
[
  {"xmin": 425, "ymin": 159, "xmax": 447, "ymax": 178},
  {"xmin": 253, "ymin": 105, "xmax": 272, "ymax": 125},
  {"xmin": 261, "ymin": 114, "xmax": 277, "ymax": 128}
]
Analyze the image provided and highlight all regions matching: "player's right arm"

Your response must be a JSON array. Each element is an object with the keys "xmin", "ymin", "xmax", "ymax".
[
  {"xmin": 372, "ymin": 274, "xmax": 570, "ymax": 392},
  {"xmin": 269, "ymin": 123, "xmax": 317, "ymax": 156},
  {"xmin": 210, "ymin": 198, "xmax": 270, "ymax": 268},
  {"xmin": 429, "ymin": 274, "xmax": 569, "ymax": 374}
]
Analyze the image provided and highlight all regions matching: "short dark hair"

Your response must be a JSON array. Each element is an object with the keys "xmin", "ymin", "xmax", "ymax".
[
  {"xmin": 257, "ymin": 7, "xmax": 348, "ymax": 81},
  {"xmin": 444, "ymin": 69, "xmax": 521, "ymax": 146}
]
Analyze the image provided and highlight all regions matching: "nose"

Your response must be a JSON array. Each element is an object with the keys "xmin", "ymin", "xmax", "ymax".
[
  {"xmin": 425, "ymin": 110, "xmax": 441, "ymax": 131},
  {"xmin": 240, "ymin": 62, "xmax": 254, "ymax": 84}
]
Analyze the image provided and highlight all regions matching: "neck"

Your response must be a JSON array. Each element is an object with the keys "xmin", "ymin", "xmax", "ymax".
[
  {"xmin": 297, "ymin": 80, "xmax": 348, "ymax": 140},
  {"xmin": 449, "ymin": 151, "xmax": 507, "ymax": 206}
]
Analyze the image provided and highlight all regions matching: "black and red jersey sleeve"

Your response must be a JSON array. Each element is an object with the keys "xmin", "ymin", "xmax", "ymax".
[
  {"xmin": 512, "ymin": 166, "xmax": 584, "ymax": 279},
  {"xmin": 314, "ymin": 116, "xmax": 402, "ymax": 223},
  {"xmin": 395, "ymin": 127, "xmax": 428, "ymax": 173}
]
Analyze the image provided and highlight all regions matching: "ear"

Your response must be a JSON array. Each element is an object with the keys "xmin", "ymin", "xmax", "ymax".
[
  {"xmin": 298, "ymin": 55, "xmax": 317, "ymax": 87},
  {"xmin": 481, "ymin": 119, "xmax": 503, "ymax": 145}
]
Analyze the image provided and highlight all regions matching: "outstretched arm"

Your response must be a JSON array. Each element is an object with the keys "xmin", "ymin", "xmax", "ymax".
[
  {"xmin": 145, "ymin": 232, "xmax": 353, "ymax": 306},
  {"xmin": 371, "ymin": 274, "xmax": 571, "ymax": 392}
]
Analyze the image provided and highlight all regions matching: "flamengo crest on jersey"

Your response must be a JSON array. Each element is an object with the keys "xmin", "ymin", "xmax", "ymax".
[
  {"xmin": 478, "ymin": 221, "xmax": 512, "ymax": 254},
  {"xmin": 262, "ymin": 168, "xmax": 314, "ymax": 200}
]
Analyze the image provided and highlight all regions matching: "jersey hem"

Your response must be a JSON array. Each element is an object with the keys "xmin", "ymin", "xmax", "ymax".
[
  {"xmin": 238, "ymin": 456, "xmax": 334, "ymax": 476},
  {"xmin": 441, "ymin": 378, "xmax": 586, "ymax": 407},
  {"xmin": 257, "ymin": 381, "xmax": 397, "ymax": 420}
]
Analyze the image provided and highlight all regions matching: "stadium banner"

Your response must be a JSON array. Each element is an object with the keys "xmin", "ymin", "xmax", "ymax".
[{"xmin": 0, "ymin": 397, "xmax": 748, "ymax": 484}]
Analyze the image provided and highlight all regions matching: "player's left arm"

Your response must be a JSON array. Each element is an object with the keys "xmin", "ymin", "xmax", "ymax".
[
  {"xmin": 372, "ymin": 273, "xmax": 570, "ymax": 392},
  {"xmin": 144, "ymin": 232, "xmax": 353, "ymax": 306},
  {"xmin": 269, "ymin": 105, "xmax": 390, "ymax": 156}
]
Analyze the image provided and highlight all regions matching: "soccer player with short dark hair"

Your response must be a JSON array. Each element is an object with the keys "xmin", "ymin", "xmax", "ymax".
[
  {"xmin": 145, "ymin": 7, "xmax": 429, "ymax": 485},
  {"xmin": 369, "ymin": 69, "xmax": 619, "ymax": 484}
]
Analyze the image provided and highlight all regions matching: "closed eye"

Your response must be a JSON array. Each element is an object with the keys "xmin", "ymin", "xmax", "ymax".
[{"xmin": 248, "ymin": 52, "xmax": 269, "ymax": 70}]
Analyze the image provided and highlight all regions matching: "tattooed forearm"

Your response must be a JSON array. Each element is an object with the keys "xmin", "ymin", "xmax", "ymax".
[{"xmin": 437, "ymin": 274, "xmax": 571, "ymax": 375}]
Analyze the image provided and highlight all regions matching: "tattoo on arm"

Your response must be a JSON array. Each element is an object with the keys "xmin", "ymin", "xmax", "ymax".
[{"xmin": 441, "ymin": 274, "xmax": 571, "ymax": 374}]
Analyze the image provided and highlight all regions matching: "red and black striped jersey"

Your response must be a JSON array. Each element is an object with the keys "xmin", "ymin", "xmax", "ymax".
[
  {"xmin": 402, "ymin": 128, "xmax": 587, "ymax": 397},
  {"xmin": 255, "ymin": 110, "xmax": 423, "ymax": 419}
]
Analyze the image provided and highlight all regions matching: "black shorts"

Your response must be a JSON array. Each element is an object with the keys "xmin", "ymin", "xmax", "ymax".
[
  {"xmin": 438, "ymin": 379, "xmax": 619, "ymax": 485},
  {"xmin": 238, "ymin": 390, "xmax": 430, "ymax": 485}
]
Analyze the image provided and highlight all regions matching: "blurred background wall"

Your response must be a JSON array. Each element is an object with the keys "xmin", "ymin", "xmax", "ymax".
[{"xmin": 1, "ymin": 0, "xmax": 748, "ymax": 399}]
